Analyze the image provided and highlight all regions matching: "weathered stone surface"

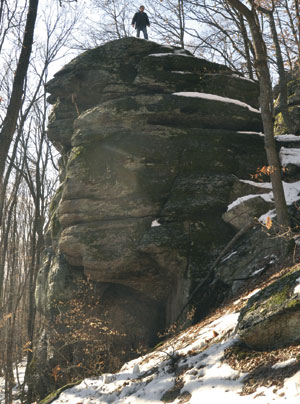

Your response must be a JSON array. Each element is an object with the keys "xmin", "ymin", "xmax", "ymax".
[
  {"xmin": 215, "ymin": 226, "xmax": 285, "ymax": 294},
  {"xmin": 228, "ymin": 178, "xmax": 272, "ymax": 204},
  {"xmin": 46, "ymin": 38, "xmax": 262, "ymax": 151},
  {"xmin": 134, "ymin": 53, "xmax": 260, "ymax": 108},
  {"xmin": 274, "ymin": 76, "xmax": 300, "ymax": 135},
  {"xmin": 70, "ymin": 93, "xmax": 261, "ymax": 132},
  {"xmin": 34, "ymin": 37, "xmax": 267, "ymax": 398},
  {"xmin": 47, "ymin": 36, "xmax": 265, "ymax": 314},
  {"xmin": 222, "ymin": 196, "xmax": 273, "ymax": 230},
  {"xmin": 237, "ymin": 266, "xmax": 300, "ymax": 349}
]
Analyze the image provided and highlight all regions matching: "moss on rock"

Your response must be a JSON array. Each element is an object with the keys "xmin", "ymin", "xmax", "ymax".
[
  {"xmin": 38, "ymin": 381, "xmax": 81, "ymax": 404},
  {"xmin": 237, "ymin": 267, "xmax": 300, "ymax": 349}
]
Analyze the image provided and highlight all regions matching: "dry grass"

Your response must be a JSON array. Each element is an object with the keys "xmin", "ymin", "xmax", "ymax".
[
  {"xmin": 154, "ymin": 255, "xmax": 300, "ymax": 395},
  {"xmin": 223, "ymin": 342, "xmax": 300, "ymax": 394}
]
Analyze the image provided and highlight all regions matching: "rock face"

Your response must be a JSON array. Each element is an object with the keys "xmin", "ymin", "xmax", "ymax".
[
  {"xmin": 237, "ymin": 266, "xmax": 300, "ymax": 349},
  {"xmin": 222, "ymin": 195, "xmax": 272, "ymax": 230},
  {"xmin": 274, "ymin": 73, "xmax": 300, "ymax": 135},
  {"xmin": 215, "ymin": 225, "xmax": 285, "ymax": 295},
  {"xmin": 35, "ymin": 37, "xmax": 267, "ymax": 396}
]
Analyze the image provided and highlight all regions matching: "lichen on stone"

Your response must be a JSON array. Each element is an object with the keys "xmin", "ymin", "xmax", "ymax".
[{"xmin": 237, "ymin": 267, "xmax": 300, "ymax": 349}]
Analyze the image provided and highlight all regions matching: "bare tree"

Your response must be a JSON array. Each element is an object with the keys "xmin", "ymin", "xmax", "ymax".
[
  {"xmin": 144, "ymin": 0, "xmax": 188, "ymax": 47},
  {"xmin": 257, "ymin": 1, "xmax": 292, "ymax": 133},
  {"xmin": 176, "ymin": 0, "xmax": 254, "ymax": 73},
  {"xmin": 0, "ymin": 3, "xmax": 79, "ymax": 402},
  {"xmin": 226, "ymin": 0, "xmax": 290, "ymax": 228},
  {"xmin": 0, "ymin": 0, "xmax": 39, "ymax": 223},
  {"xmin": 71, "ymin": 0, "xmax": 133, "ymax": 49}
]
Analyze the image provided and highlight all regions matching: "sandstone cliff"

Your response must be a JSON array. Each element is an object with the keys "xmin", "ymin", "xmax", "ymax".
[{"xmin": 34, "ymin": 37, "xmax": 269, "ymax": 396}]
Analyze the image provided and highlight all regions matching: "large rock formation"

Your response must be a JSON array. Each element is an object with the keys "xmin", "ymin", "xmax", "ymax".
[
  {"xmin": 34, "ymin": 37, "xmax": 268, "ymax": 397},
  {"xmin": 237, "ymin": 266, "xmax": 300, "ymax": 349}
]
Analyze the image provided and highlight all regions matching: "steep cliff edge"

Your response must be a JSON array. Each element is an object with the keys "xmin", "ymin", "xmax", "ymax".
[{"xmin": 33, "ymin": 37, "xmax": 269, "ymax": 397}]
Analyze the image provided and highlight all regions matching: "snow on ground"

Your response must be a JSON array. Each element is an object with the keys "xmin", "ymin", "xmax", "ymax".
[
  {"xmin": 0, "ymin": 361, "xmax": 26, "ymax": 403},
  {"xmin": 250, "ymin": 267, "xmax": 265, "ymax": 277},
  {"xmin": 172, "ymin": 92, "xmax": 260, "ymax": 114},
  {"xmin": 280, "ymin": 147, "xmax": 300, "ymax": 167},
  {"xmin": 48, "ymin": 307, "xmax": 300, "ymax": 404},
  {"xmin": 276, "ymin": 134, "xmax": 300, "ymax": 142}
]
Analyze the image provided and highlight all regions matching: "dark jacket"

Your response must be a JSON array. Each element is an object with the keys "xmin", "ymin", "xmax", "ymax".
[{"xmin": 132, "ymin": 11, "xmax": 150, "ymax": 28}]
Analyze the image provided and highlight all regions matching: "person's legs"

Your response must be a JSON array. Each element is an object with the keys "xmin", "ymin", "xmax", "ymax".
[
  {"xmin": 142, "ymin": 26, "xmax": 148, "ymax": 40},
  {"xmin": 136, "ymin": 27, "xmax": 141, "ymax": 37}
]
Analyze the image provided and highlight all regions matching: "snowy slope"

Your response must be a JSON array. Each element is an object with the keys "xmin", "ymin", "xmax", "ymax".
[
  {"xmin": 49, "ymin": 299, "xmax": 300, "ymax": 404},
  {"xmin": 0, "ymin": 361, "xmax": 26, "ymax": 404},
  {"xmin": 4, "ymin": 298, "xmax": 300, "ymax": 403}
]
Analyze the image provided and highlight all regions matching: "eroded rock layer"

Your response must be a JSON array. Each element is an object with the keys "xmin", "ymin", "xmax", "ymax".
[{"xmin": 34, "ymin": 37, "xmax": 266, "ymax": 396}]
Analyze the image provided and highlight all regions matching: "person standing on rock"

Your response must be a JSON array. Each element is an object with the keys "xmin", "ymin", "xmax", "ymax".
[{"xmin": 132, "ymin": 5, "xmax": 150, "ymax": 40}]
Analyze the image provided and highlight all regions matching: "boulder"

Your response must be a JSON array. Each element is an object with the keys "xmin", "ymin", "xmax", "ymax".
[
  {"xmin": 215, "ymin": 226, "xmax": 284, "ymax": 294},
  {"xmin": 237, "ymin": 267, "xmax": 300, "ymax": 349},
  {"xmin": 228, "ymin": 178, "xmax": 272, "ymax": 204},
  {"xmin": 222, "ymin": 195, "xmax": 273, "ymax": 230}
]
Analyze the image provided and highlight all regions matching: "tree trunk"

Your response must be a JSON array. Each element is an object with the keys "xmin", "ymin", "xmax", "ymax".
[
  {"xmin": 226, "ymin": 0, "xmax": 290, "ymax": 228},
  {"xmin": 261, "ymin": 8, "xmax": 292, "ymax": 133},
  {"xmin": 178, "ymin": 0, "xmax": 185, "ymax": 48},
  {"xmin": 238, "ymin": 13, "xmax": 254, "ymax": 79},
  {"xmin": 0, "ymin": 0, "xmax": 39, "ymax": 221}
]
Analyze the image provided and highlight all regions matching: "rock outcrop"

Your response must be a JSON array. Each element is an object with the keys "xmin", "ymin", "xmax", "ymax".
[
  {"xmin": 34, "ymin": 37, "xmax": 269, "ymax": 397},
  {"xmin": 237, "ymin": 266, "xmax": 300, "ymax": 349},
  {"xmin": 274, "ymin": 72, "xmax": 300, "ymax": 136},
  {"xmin": 215, "ymin": 224, "xmax": 285, "ymax": 295}
]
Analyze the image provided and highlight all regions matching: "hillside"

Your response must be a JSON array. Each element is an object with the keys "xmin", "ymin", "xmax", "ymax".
[{"xmin": 38, "ymin": 261, "xmax": 300, "ymax": 404}]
